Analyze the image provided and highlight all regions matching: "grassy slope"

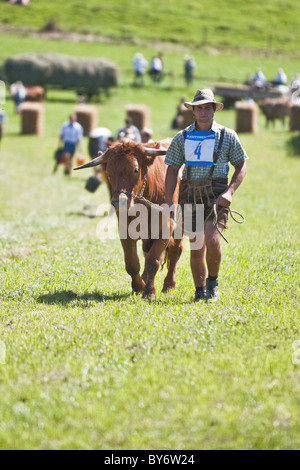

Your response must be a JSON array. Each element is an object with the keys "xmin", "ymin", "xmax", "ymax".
[{"xmin": 1, "ymin": 0, "xmax": 300, "ymax": 52}]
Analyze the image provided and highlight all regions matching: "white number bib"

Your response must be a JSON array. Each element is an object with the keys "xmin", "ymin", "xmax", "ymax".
[{"xmin": 184, "ymin": 131, "xmax": 215, "ymax": 166}]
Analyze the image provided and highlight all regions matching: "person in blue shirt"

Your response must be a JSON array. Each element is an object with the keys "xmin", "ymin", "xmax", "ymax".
[{"xmin": 60, "ymin": 114, "xmax": 83, "ymax": 175}]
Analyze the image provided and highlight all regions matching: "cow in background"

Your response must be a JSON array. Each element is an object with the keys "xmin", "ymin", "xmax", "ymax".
[
  {"xmin": 75, "ymin": 140, "xmax": 183, "ymax": 299},
  {"xmin": 260, "ymin": 98, "xmax": 290, "ymax": 127},
  {"xmin": 10, "ymin": 82, "xmax": 45, "ymax": 113}
]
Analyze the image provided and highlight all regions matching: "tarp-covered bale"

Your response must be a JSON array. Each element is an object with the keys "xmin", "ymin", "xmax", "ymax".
[
  {"xmin": 125, "ymin": 104, "xmax": 151, "ymax": 130},
  {"xmin": 4, "ymin": 53, "xmax": 119, "ymax": 95},
  {"xmin": 235, "ymin": 101, "xmax": 259, "ymax": 133},
  {"xmin": 75, "ymin": 105, "xmax": 98, "ymax": 136},
  {"xmin": 20, "ymin": 102, "xmax": 44, "ymax": 136}
]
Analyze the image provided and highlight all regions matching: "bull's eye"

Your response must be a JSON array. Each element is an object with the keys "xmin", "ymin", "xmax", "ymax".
[{"xmin": 134, "ymin": 168, "xmax": 139, "ymax": 174}]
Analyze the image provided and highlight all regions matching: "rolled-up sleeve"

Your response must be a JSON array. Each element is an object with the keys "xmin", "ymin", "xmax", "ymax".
[
  {"xmin": 165, "ymin": 132, "xmax": 185, "ymax": 168},
  {"xmin": 228, "ymin": 130, "xmax": 248, "ymax": 166}
]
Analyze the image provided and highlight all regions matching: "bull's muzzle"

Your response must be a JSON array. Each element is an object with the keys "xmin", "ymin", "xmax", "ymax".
[{"xmin": 111, "ymin": 193, "xmax": 132, "ymax": 211}]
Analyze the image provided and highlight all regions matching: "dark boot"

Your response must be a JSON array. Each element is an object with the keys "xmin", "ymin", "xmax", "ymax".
[
  {"xmin": 206, "ymin": 278, "xmax": 219, "ymax": 302},
  {"xmin": 194, "ymin": 286, "xmax": 206, "ymax": 302}
]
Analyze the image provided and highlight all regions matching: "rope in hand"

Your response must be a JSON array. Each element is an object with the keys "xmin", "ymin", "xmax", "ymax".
[{"xmin": 211, "ymin": 203, "xmax": 245, "ymax": 244}]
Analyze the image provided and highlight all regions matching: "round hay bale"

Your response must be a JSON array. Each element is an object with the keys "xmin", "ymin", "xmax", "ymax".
[
  {"xmin": 20, "ymin": 102, "xmax": 44, "ymax": 136},
  {"xmin": 234, "ymin": 101, "xmax": 259, "ymax": 133},
  {"xmin": 125, "ymin": 104, "xmax": 151, "ymax": 130},
  {"xmin": 75, "ymin": 105, "xmax": 98, "ymax": 136},
  {"xmin": 289, "ymin": 105, "xmax": 300, "ymax": 131}
]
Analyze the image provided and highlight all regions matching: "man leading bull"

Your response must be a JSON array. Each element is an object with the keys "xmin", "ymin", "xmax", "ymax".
[{"xmin": 165, "ymin": 89, "xmax": 248, "ymax": 302}]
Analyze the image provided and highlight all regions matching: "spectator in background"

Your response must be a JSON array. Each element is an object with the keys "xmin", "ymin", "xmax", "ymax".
[
  {"xmin": 272, "ymin": 68, "xmax": 287, "ymax": 86},
  {"xmin": 88, "ymin": 127, "xmax": 113, "ymax": 159},
  {"xmin": 0, "ymin": 108, "xmax": 6, "ymax": 146},
  {"xmin": 149, "ymin": 54, "xmax": 164, "ymax": 83},
  {"xmin": 291, "ymin": 74, "xmax": 300, "ymax": 91},
  {"xmin": 11, "ymin": 81, "xmax": 26, "ymax": 113},
  {"xmin": 133, "ymin": 53, "xmax": 148, "ymax": 86},
  {"xmin": 291, "ymin": 74, "xmax": 300, "ymax": 103},
  {"xmin": 252, "ymin": 69, "xmax": 267, "ymax": 88},
  {"xmin": 171, "ymin": 96, "xmax": 186, "ymax": 129},
  {"xmin": 140, "ymin": 127, "xmax": 154, "ymax": 143},
  {"xmin": 59, "ymin": 114, "xmax": 83, "ymax": 175},
  {"xmin": 184, "ymin": 55, "xmax": 196, "ymax": 86},
  {"xmin": 117, "ymin": 117, "xmax": 141, "ymax": 143}
]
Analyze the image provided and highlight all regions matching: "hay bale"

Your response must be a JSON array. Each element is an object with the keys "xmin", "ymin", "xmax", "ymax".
[
  {"xmin": 235, "ymin": 101, "xmax": 259, "ymax": 133},
  {"xmin": 289, "ymin": 105, "xmax": 300, "ymax": 131},
  {"xmin": 75, "ymin": 105, "xmax": 98, "ymax": 136},
  {"xmin": 176, "ymin": 108, "xmax": 194, "ymax": 129},
  {"xmin": 20, "ymin": 102, "xmax": 44, "ymax": 135},
  {"xmin": 125, "ymin": 104, "xmax": 151, "ymax": 130},
  {"xmin": 4, "ymin": 53, "xmax": 119, "ymax": 94}
]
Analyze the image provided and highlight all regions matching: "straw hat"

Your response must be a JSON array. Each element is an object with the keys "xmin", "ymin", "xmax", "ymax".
[{"xmin": 184, "ymin": 88, "xmax": 224, "ymax": 111}]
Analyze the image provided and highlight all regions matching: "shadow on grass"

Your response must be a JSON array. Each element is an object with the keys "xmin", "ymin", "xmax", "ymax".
[
  {"xmin": 67, "ymin": 211, "xmax": 97, "ymax": 219},
  {"xmin": 286, "ymin": 133, "xmax": 300, "ymax": 157},
  {"xmin": 37, "ymin": 290, "xmax": 131, "ymax": 305}
]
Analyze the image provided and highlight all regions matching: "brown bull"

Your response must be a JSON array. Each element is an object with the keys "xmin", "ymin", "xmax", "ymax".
[{"xmin": 75, "ymin": 140, "xmax": 183, "ymax": 299}]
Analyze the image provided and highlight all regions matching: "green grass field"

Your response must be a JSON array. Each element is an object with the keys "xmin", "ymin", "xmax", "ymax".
[
  {"xmin": 1, "ymin": 0, "xmax": 300, "ymax": 52},
  {"xmin": 0, "ymin": 0, "xmax": 300, "ymax": 450}
]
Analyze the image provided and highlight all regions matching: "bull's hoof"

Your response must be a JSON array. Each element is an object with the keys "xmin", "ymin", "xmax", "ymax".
[
  {"xmin": 162, "ymin": 282, "xmax": 176, "ymax": 293},
  {"xmin": 142, "ymin": 290, "xmax": 156, "ymax": 300}
]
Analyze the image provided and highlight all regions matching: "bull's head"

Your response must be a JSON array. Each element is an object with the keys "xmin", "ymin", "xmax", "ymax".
[
  {"xmin": 74, "ymin": 142, "xmax": 168, "ymax": 210},
  {"xmin": 73, "ymin": 144, "xmax": 168, "ymax": 171}
]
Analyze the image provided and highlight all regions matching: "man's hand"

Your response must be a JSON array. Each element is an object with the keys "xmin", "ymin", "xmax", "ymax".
[{"xmin": 216, "ymin": 190, "xmax": 232, "ymax": 208}]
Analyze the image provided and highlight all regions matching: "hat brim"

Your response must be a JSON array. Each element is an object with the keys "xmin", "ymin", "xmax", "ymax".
[{"xmin": 184, "ymin": 99, "xmax": 224, "ymax": 111}]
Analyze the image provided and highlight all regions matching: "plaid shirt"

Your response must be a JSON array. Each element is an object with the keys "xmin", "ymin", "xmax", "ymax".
[{"xmin": 165, "ymin": 120, "xmax": 248, "ymax": 180}]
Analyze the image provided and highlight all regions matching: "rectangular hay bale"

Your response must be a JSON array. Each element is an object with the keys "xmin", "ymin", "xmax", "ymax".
[
  {"xmin": 234, "ymin": 101, "xmax": 258, "ymax": 133},
  {"xmin": 289, "ymin": 105, "xmax": 300, "ymax": 131},
  {"xmin": 20, "ymin": 102, "xmax": 44, "ymax": 136},
  {"xmin": 125, "ymin": 104, "xmax": 151, "ymax": 130},
  {"xmin": 75, "ymin": 105, "xmax": 98, "ymax": 136}
]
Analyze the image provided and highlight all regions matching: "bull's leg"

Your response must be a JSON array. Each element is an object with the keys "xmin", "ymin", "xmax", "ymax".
[
  {"xmin": 162, "ymin": 238, "xmax": 184, "ymax": 292},
  {"xmin": 120, "ymin": 239, "xmax": 145, "ymax": 293},
  {"xmin": 142, "ymin": 239, "xmax": 169, "ymax": 299}
]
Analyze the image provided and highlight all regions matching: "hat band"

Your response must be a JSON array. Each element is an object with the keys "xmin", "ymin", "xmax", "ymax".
[{"xmin": 193, "ymin": 95, "xmax": 215, "ymax": 103}]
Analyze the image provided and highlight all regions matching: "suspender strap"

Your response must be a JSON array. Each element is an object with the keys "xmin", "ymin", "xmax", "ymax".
[{"xmin": 209, "ymin": 126, "xmax": 225, "ymax": 177}]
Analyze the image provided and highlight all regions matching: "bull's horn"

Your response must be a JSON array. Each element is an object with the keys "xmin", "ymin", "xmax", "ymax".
[
  {"xmin": 144, "ymin": 147, "xmax": 167, "ymax": 156},
  {"xmin": 73, "ymin": 152, "xmax": 105, "ymax": 170}
]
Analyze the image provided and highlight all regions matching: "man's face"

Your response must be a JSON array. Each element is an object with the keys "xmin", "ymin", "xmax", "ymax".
[{"xmin": 192, "ymin": 103, "xmax": 215, "ymax": 124}]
